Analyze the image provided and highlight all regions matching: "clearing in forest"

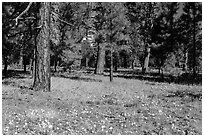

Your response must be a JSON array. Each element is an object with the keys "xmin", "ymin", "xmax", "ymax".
[{"xmin": 2, "ymin": 70, "xmax": 202, "ymax": 135}]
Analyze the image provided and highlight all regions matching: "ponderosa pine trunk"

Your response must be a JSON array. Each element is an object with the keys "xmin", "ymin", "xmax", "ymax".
[
  {"xmin": 142, "ymin": 46, "xmax": 151, "ymax": 73},
  {"xmin": 33, "ymin": 2, "xmax": 51, "ymax": 92},
  {"xmin": 94, "ymin": 43, "xmax": 105, "ymax": 74}
]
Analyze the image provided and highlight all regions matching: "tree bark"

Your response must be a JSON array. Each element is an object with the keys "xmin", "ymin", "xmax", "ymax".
[
  {"xmin": 54, "ymin": 56, "xmax": 57, "ymax": 72},
  {"xmin": 192, "ymin": 3, "xmax": 196, "ymax": 78},
  {"xmin": 113, "ymin": 51, "xmax": 119, "ymax": 71},
  {"xmin": 142, "ymin": 46, "xmax": 151, "ymax": 73},
  {"xmin": 131, "ymin": 58, "xmax": 135, "ymax": 70},
  {"xmin": 183, "ymin": 48, "xmax": 188, "ymax": 72},
  {"xmin": 110, "ymin": 45, "xmax": 113, "ymax": 82},
  {"xmin": 19, "ymin": 48, "xmax": 23, "ymax": 69},
  {"xmin": 23, "ymin": 56, "xmax": 27, "ymax": 72},
  {"xmin": 33, "ymin": 2, "xmax": 51, "ymax": 92},
  {"xmin": 94, "ymin": 43, "xmax": 105, "ymax": 74},
  {"xmin": 85, "ymin": 57, "xmax": 89, "ymax": 68},
  {"xmin": 30, "ymin": 58, "xmax": 33, "ymax": 76},
  {"xmin": 3, "ymin": 56, "xmax": 8, "ymax": 76}
]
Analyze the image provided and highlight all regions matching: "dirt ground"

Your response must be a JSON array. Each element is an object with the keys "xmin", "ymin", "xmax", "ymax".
[{"xmin": 2, "ymin": 71, "xmax": 202, "ymax": 135}]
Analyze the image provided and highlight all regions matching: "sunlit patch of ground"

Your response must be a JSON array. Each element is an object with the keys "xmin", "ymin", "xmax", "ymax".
[{"xmin": 2, "ymin": 72, "xmax": 202, "ymax": 135}]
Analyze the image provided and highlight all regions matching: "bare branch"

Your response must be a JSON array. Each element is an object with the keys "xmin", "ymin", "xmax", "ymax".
[
  {"xmin": 57, "ymin": 17, "xmax": 74, "ymax": 26},
  {"xmin": 51, "ymin": 11, "xmax": 73, "ymax": 27},
  {"xmin": 16, "ymin": 16, "xmax": 36, "ymax": 21},
  {"xmin": 35, "ymin": 25, "xmax": 42, "ymax": 29},
  {"xmin": 14, "ymin": 2, "xmax": 33, "ymax": 26}
]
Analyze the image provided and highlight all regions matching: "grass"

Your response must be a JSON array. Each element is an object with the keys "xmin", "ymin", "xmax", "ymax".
[{"xmin": 2, "ymin": 69, "xmax": 202, "ymax": 135}]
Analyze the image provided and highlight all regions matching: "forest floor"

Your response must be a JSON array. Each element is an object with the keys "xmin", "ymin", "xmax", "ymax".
[{"xmin": 2, "ymin": 69, "xmax": 202, "ymax": 135}]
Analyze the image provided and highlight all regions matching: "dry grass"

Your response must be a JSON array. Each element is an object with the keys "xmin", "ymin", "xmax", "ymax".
[{"xmin": 2, "ymin": 71, "xmax": 202, "ymax": 135}]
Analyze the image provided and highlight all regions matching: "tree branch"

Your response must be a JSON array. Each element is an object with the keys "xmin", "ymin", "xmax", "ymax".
[
  {"xmin": 51, "ymin": 11, "xmax": 74, "ymax": 26},
  {"xmin": 14, "ymin": 2, "xmax": 33, "ymax": 26}
]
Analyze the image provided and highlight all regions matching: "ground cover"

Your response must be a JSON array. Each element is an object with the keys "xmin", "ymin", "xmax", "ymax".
[{"xmin": 2, "ymin": 70, "xmax": 202, "ymax": 135}]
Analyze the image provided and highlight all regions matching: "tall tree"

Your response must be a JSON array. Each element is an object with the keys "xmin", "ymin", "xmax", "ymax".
[
  {"xmin": 2, "ymin": 2, "xmax": 36, "ymax": 76},
  {"xmin": 104, "ymin": 3, "xmax": 130, "ymax": 81},
  {"xmin": 178, "ymin": 2, "xmax": 202, "ymax": 75},
  {"xmin": 33, "ymin": 2, "xmax": 51, "ymax": 92},
  {"xmin": 125, "ymin": 2, "xmax": 159, "ymax": 73},
  {"xmin": 91, "ymin": 3, "xmax": 107, "ymax": 74},
  {"xmin": 90, "ymin": 3, "xmax": 130, "ymax": 78},
  {"xmin": 138, "ymin": 2, "xmax": 159, "ymax": 73},
  {"xmin": 148, "ymin": 2, "xmax": 179, "ymax": 75}
]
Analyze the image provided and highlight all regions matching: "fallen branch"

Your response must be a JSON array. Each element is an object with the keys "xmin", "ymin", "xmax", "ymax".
[{"xmin": 14, "ymin": 2, "xmax": 33, "ymax": 26}]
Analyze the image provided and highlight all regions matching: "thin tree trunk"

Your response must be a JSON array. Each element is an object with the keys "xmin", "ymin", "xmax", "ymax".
[
  {"xmin": 131, "ymin": 58, "xmax": 135, "ymax": 70},
  {"xmin": 124, "ymin": 55, "xmax": 128, "ymax": 68},
  {"xmin": 23, "ymin": 56, "xmax": 27, "ymax": 72},
  {"xmin": 3, "ymin": 56, "xmax": 8, "ymax": 76},
  {"xmin": 19, "ymin": 51, "xmax": 23, "ymax": 69},
  {"xmin": 110, "ymin": 44, "xmax": 113, "ymax": 82},
  {"xmin": 109, "ymin": 17, "xmax": 113, "ymax": 82},
  {"xmin": 193, "ymin": 3, "xmax": 196, "ymax": 78},
  {"xmin": 30, "ymin": 58, "xmax": 33, "ymax": 76},
  {"xmin": 183, "ymin": 48, "xmax": 188, "ymax": 72},
  {"xmin": 142, "ymin": 46, "xmax": 151, "ymax": 73},
  {"xmin": 85, "ymin": 57, "xmax": 89, "ymax": 68},
  {"xmin": 23, "ymin": 63, "xmax": 26, "ymax": 72},
  {"xmin": 94, "ymin": 43, "xmax": 105, "ymax": 74},
  {"xmin": 33, "ymin": 2, "xmax": 51, "ymax": 92},
  {"xmin": 54, "ymin": 56, "xmax": 57, "ymax": 72},
  {"xmin": 114, "ymin": 52, "xmax": 119, "ymax": 71}
]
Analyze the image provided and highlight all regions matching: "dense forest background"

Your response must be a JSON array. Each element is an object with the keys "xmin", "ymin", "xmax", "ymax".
[
  {"xmin": 2, "ymin": 2, "xmax": 202, "ymax": 135},
  {"xmin": 2, "ymin": 2, "xmax": 202, "ymax": 91}
]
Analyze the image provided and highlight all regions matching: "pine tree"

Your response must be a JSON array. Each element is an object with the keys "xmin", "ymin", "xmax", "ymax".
[
  {"xmin": 178, "ymin": 2, "xmax": 202, "ymax": 75},
  {"xmin": 33, "ymin": 2, "xmax": 51, "ymax": 92}
]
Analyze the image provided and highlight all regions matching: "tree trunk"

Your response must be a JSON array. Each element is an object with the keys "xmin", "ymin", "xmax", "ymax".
[
  {"xmin": 183, "ymin": 48, "xmax": 188, "ymax": 72},
  {"xmin": 85, "ymin": 57, "xmax": 89, "ymax": 68},
  {"xmin": 94, "ymin": 43, "xmax": 105, "ymax": 74},
  {"xmin": 110, "ymin": 45, "xmax": 113, "ymax": 82},
  {"xmin": 19, "ymin": 49, "xmax": 23, "ymax": 69},
  {"xmin": 3, "ymin": 56, "xmax": 8, "ymax": 76},
  {"xmin": 23, "ymin": 56, "xmax": 27, "ymax": 72},
  {"xmin": 54, "ymin": 56, "xmax": 57, "ymax": 72},
  {"xmin": 33, "ymin": 2, "xmax": 51, "ymax": 92},
  {"xmin": 192, "ymin": 3, "xmax": 196, "ymax": 78},
  {"xmin": 158, "ymin": 67, "xmax": 161, "ymax": 75},
  {"xmin": 30, "ymin": 58, "xmax": 34, "ymax": 76},
  {"xmin": 114, "ymin": 52, "xmax": 119, "ymax": 71},
  {"xmin": 131, "ymin": 58, "xmax": 135, "ymax": 70},
  {"xmin": 142, "ymin": 46, "xmax": 151, "ymax": 73},
  {"xmin": 23, "ymin": 63, "xmax": 26, "ymax": 72}
]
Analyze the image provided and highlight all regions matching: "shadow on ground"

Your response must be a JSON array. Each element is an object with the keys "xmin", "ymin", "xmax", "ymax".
[
  {"xmin": 104, "ymin": 69, "xmax": 202, "ymax": 85},
  {"xmin": 165, "ymin": 89, "xmax": 202, "ymax": 101},
  {"xmin": 53, "ymin": 73, "xmax": 102, "ymax": 82},
  {"xmin": 2, "ymin": 68, "xmax": 202, "ymax": 85},
  {"xmin": 2, "ymin": 70, "xmax": 30, "ymax": 79}
]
